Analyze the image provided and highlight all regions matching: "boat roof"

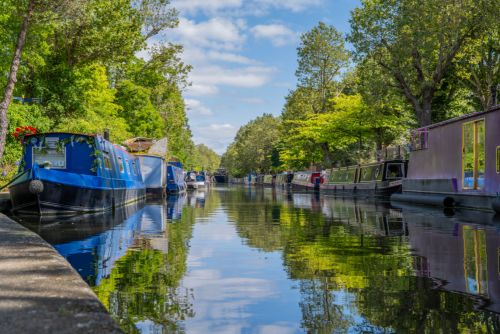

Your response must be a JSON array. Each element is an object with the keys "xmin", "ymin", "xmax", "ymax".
[
  {"xmin": 25, "ymin": 132, "xmax": 96, "ymax": 137},
  {"xmin": 417, "ymin": 104, "xmax": 499, "ymax": 131}
]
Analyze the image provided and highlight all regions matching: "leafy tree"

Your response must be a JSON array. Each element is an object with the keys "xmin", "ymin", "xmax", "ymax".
[
  {"xmin": 191, "ymin": 144, "xmax": 220, "ymax": 172},
  {"xmin": 349, "ymin": 0, "xmax": 493, "ymax": 126},
  {"xmin": 222, "ymin": 114, "xmax": 281, "ymax": 177},
  {"xmin": 116, "ymin": 80, "xmax": 164, "ymax": 139}
]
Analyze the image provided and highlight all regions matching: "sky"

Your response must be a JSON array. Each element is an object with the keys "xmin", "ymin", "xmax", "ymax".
[{"xmin": 166, "ymin": 0, "xmax": 361, "ymax": 154}]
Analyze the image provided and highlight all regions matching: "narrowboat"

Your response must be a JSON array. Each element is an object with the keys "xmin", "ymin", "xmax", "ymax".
[
  {"xmin": 185, "ymin": 171, "xmax": 207, "ymax": 190},
  {"xmin": 137, "ymin": 155, "xmax": 166, "ymax": 198},
  {"xmin": 214, "ymin": 168, "xmax": 228, "ymax": 183},
  {"xmin": 291, "ymin": 171, "xmax": 322, "ymax": 191},
  {"xmin": 321, "ymin": 160, "xmax": 407, "ymax": 196},
  {"xmin": 392, "ymin": 105, "xmax": 500, "ymax": 212},
  {"xmin": 262, "ymin": 174, "xmax": 276, "ymax": 187},
  {"xmin": 9, "ymin": 132, "xmax": 145, "ymax": 216},
  {"xmin": 166, "ymin": 162, "xmax": 187, "ymax": 194},
  {"xmin": 255, "ymin": 174, "xmax": 265, "ymax": 186}
]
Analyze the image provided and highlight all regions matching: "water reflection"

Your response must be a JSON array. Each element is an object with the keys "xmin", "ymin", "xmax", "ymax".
[{"xmin": 13, "ymin": 187, "xmax": 500, "ymax": 333}]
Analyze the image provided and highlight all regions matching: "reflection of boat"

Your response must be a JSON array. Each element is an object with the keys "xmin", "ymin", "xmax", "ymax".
[
  {"xmin": 321, "ymin": 160, "xmax": 407, "ymax": 196},
  {"xmin": 393, "ymin": 105, "xmax": 500, "ymax": 212},
  {"xmin": 187, "ymin": 191, "xmax": 206, "ymax": 208},
  {"xmin": 18, "ymin": 203, "xmax": 166, "ymax": 285},
  {"xmin": 167, "ymin": 162, "xmax": 187, "ymax": 194},
  {"xmin": 9, "ymin": 132, "xmax": 146, "ymax": 216},
  {"xmin": 166, "ymin": 193, "xmax": 187, "ymax": 220},
  {"xmin": 404, "ymin": 208, "xmax": 500, "ymax": 313}
]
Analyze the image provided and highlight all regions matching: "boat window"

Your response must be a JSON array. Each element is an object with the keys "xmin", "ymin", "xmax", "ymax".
[
  {"xmin": 359, "ymin": 165, "xmax": 383, "ymax": 182},
  {"xmin": 103, "ymin": 153, "xmax": 112, "ymax": 170},
  {"xmin": 117, "ymin": 157, "xmax": 124, "ymax": 173},
  {"xmin": 124, "ymin": 159, "xmax": 129, "ymax": 175},
  {"xmin": 32, "ymin": 145, "xmax": 66, "ymax": 169},
  {"xmin": 497, "ymin": 147, "xmax": 500, "ymax": 173},
  {"xmin": 131, "ymin": 161, "xmax": 138, "ymax": 175},
  {"xmin": 386, "ymin": 163, "xmax": 405, "ymax": 179}
]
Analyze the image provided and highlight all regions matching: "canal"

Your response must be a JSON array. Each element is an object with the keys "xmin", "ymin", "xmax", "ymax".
[{"xmin": 12, "ymin": 186, "xmax": 500, "ymax": 333}]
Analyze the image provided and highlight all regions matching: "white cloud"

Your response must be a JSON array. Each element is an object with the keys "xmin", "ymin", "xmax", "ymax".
[
  {"xmin": 185, "ymin": 99, "xmax": 214, "ymax": 116},
  {"xmin": 251, "ymin": 24, "xmax": 297, "ymax": 46},
  {"xmin": 172, "ymin": 0, "xmax": 243, "ymax": 14},
  {"xmin": 240, "ymin": 97, "xmax": 265, "ymax": 104},
  {"xmin": 255, "ymin": 0, "xmax": 323, "ymax": 12},
  {"xmin": 174, "ymin": 17, "xmax": 246, "ymax": 51},
  {"xmin": 191, "ymin": 65, "xmax": 275, "ymax": 88},
  {"xmin": 206, "ymin": 51, "xmax": 258, "ymax": 65},
  {"xmin": 194, "ymin": 123, "xmax": 238, "ymax": 154}
]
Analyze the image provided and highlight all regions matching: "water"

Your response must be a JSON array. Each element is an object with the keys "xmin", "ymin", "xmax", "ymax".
[{"xmin": 14, "ymin": 186, "xmax": 500, "ymax": 333}]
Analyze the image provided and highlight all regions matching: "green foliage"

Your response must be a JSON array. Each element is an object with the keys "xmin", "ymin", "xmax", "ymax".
[
  {"xmin": 222, "ymin": 114, "xmax": 281, "ymax": 177},
  {"xmin": 191, "ymin": 144, "xmax": 220, "ymax": 172},
  {"xmin": 1, "ymin": 0, "xmax": 198, "ymax": 175},
  {"xmin": 116, "ymin": 80, "xmax": 164, "ymax": 139},
  {"xmin": 1, "ymin": 103, "xmax": 52, "ymax": 182},
  {"xmin": 349, "ymin": 0, "xmax": 494, "ymax": 125},
  {"xmin": 55, "ymin": 64, "xmax": 130, "ymax": 142}
]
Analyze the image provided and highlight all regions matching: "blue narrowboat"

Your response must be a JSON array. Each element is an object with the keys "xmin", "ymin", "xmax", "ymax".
[
  {"xmin": 9, "ymin": 132, "xmax": 145, "ymax": 216},
  {"xmin": 166, "ymin": 161, "xmax": 187, "ymax": 194},
  {"xmin": 137, "ymin": 155, "xmax": 166, "ymax": 198}
]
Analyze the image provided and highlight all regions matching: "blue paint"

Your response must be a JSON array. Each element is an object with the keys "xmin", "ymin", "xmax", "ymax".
[{"xmin": 167, "ymin": 162, "xmax": 187, "ymax": 194}]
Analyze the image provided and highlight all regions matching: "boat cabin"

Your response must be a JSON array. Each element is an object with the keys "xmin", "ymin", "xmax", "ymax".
[
  {"xmin": 321, "ymin": 160, "xmax": 407, "ymax": 195},
  {"xmin": 405, "ymin": 105, "xmax": 500, "ymax": 196}
]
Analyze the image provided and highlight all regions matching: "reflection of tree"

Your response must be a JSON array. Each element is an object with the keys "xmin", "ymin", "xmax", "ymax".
[
  {"xmin": 220, "ymin": 189, "xmax": 500, "ymax": 332},
  {"xmin": 93, "ymin": 206, "xmax": 194, "ymax": 332}
]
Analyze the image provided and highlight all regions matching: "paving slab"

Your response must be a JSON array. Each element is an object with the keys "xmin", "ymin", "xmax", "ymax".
[{"xmin": 0, "ymin": 213, "xmax": 123, "ymax": 334}]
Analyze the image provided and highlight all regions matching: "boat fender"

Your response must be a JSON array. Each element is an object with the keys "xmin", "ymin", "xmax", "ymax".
[{"xmin": 28, "ymin": 180, "xmax": 44, "ymax": 194}]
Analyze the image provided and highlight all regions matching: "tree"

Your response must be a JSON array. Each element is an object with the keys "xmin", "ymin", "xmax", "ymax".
[
  {"xmin": 349, "ymin": 0, "xmax": 493, "ymax": 126},
  {"xmin": 0, "ymin": 0, "xmax": 35, "ymax": 163},
  {"xmin": 296, "ymin": 22, "xmax": 350, "ymax": 114},
  {"xmin": 222, "ymin": 114, "xmax": 281, "ymax": 176}
]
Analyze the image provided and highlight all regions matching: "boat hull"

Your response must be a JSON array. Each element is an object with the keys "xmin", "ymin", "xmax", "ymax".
[
  {"xmin": 321, "ymin": 180, "xmax": 402, "ymax": 197},
  {"xmin": 10, "ymin": 178, "xmax": 145, "ymax": 217}
]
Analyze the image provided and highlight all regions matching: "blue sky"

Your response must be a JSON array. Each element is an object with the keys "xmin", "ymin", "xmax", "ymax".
[{"xmin": 167, "ymin": 0, "xmax": 361, "ymax": 154}]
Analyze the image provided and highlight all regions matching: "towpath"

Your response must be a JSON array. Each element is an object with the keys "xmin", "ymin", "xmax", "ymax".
[{"xmin": 0, "ymin": 213, "xmax": 123, "ymax": 334}]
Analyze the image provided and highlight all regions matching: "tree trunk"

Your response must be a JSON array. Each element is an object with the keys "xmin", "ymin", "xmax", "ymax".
[
  {"xmin": 320, "ymin": 142, "xmax": 332, "ymax": 167},
  {"xmin": 0, "ymin": 0, "xmax": 35, "ymax": 162}
]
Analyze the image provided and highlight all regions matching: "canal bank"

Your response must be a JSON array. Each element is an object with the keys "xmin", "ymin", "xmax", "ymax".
[{"xmin": 0, "ymin": 213, "xmax": 123, "ymax": 334}]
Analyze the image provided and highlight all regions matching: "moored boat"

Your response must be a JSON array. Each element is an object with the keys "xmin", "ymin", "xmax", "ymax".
[
  {"xmin": 321, "ymin": 160, "xmax": 407, "ymax": 196},
  {"xmin": 185, "ymin": 171, "xmax": 207, "ymax": 190},
  {"xmin": 275, "ymin": 172, "xmax": 294, "ymax": 189},
  {"xmin": 392, "ymin": 105, "xmax": 500, "ymax": 212},
  {"xmin": 166, "ymin": 162, "xmax": 187, "ymax": 194},
  {"xmin": 9, "ymin": 132, "xmax": 146, "ymax": 216},
  {"xmin": 137, "ymin": 155, "xmax": 166, "ymax": 198},
  {"xmin": 291, "ymin": 171, "xmax": 322, "ymax": 191}
]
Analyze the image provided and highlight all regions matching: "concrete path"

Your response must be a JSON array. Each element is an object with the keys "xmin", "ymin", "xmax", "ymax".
[{"xmin": 0, "ymin": 213, "xmax": 123, "ymax": 334}]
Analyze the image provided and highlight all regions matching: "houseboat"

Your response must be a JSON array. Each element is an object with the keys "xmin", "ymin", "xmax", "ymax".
[
  {"xmin": 9, "ymin": 132, "xmax": 145, "ymax": 216},
  {"xmin": 321, "ymin": 160, "xmax": 407, "ymax": 196},
  {"xmin": 392, "ymin": 105, "xmax": 500, "ymax": 213},
  {"xmin": 137, "ymin": 155, "xmax": 166, "ymax": 198},
  {"xmin": 166, "ymin": 162, "xmax": 187, "ymax": 194},
  {"xmin": 185, "ymin": 171, "xmax": 207, "ymax": 190},
  {"xmin": 245, "ymin": 173, "xmax": 257, "ymax": 186},
  {"xmin": 291, "ymin": 171, "xmax": 322, "ymax": 191}
]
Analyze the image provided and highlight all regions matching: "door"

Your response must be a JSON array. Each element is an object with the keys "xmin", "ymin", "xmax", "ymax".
[{"xmin": 462, "ymin": 119, "xmax": 485, "ymax": 190}]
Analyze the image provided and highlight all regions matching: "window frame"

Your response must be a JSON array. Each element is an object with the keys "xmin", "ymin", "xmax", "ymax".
[
  {"xmin": 496, "ymin": 146, "xmax": 500, "ymax": 174},
  {"xmin": 117, "ymin": 157, "xmax": 125, "ymax": 173}
]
